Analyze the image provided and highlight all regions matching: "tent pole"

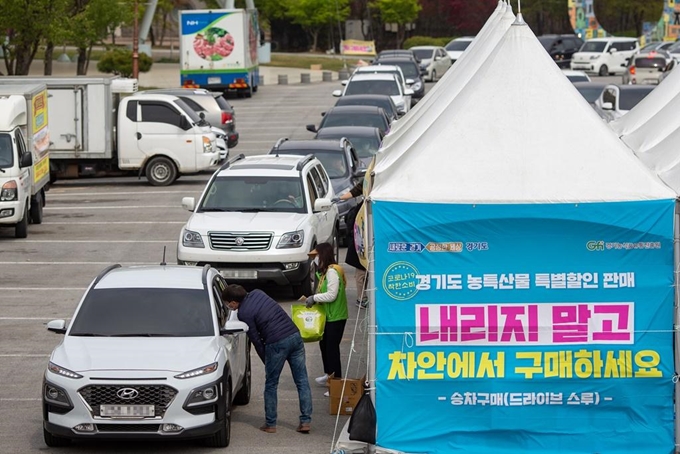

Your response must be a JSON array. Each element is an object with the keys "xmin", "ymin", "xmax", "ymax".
[
  {"xmin": 674, "ymin": 201, "xmax": 680, "ymax": 454},
  {"xmin": 367, "ymin": 199, "xmax": 377, "ymax": 453}
]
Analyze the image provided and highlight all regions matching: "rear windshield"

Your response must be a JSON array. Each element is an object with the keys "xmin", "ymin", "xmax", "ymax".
[
  {"xmin": 567, "ymin": 74, "xmax": 590, "ymax": 83},
  {"xmin": 411, "ymin": 49, "xmax": 433, "ymax": 59},
  {"xmin": 575, "ymin": 86, "xmax": 605, "ymax": 103},
  {"xmin": 277, "ymin": 150, "xmax": 348, "ymax": 179},
  {"xmin": 337, "ymin": 97, "xmax": 395, "ymax": 116},
  {"xmin": 446, "ymin": 40, "xmax": 471, "ymax": 51},
  {"xmin": 200, "ymin": 176, "xmax": 307, "ymax": 213},
  {"xmin": 346, "ymin": 136, "xmax": 380, "ymax": 159},
  {"xmin": 345, "ymin": 80, "xmax": 400, "ymax": 96},
  {"xmin": 389, "ymin": 61, "xmax": 420, "ymax": 78},
  {"xmin": 69, "ymin": 288, "xmax": 213, "ymax": 337},
  {"xmin": 213, "ymin": 95, "xmax": 231, "ymax": 111},
  {"xmin": 635, "ymin": 57, "xmax": 667, "ymax": 69},
  {"xmin": 620, "ymin": 89, "xmax": 652, "ymax": 111},
  {"xmin": 580, "ymin": 41, "xmax": 607, "ymax": 53},
  {"xmin": 0, "ymin": 133, "xmax": 13, "ymax": 168},
  {"xmin": 320, "ymin": 111, "xmax": 388, "ymax": 131}
]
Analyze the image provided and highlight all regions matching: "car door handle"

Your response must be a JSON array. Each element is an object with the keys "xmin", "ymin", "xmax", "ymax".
[{"xmin": 136, "ymin": 132, "xmax": 142, "ymax": 140}]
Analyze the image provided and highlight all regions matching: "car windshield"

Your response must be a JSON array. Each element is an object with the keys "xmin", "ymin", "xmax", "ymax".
[
  {"xmin": 337, "ymin": 97, "xmax": 396, "ymax": 117},
  {"xmin": 567, "ymin": 74, "xmax": 589, "ymax": 82},
  {"xmin": 620, "ymin": 89, "xmax": 653, "ymax": 111},
  {"xmin": 389, "ymin": 61, "xmax": 420, "ymax": 78},
  {"xmin": 320, "ymin": 112, "xmax": 387, "ymax": 131},
  {"xmin": 575, "ymin": 85, "xmax": 606, "ymax": 103},
  {"xmin": 69, "ymin": 288, "xmax": 214, "ymax": 337},
  {"xmin": 277, "ymin": 150, "xmax": 348, "ymax": 178},
  {"xmin": 358, "ymin": 68, "xmax": 404, "ymax": 86},
  {"xmin": 0, "ymin": 133, "xmax": 13, "ymax": 168},
  {"xmin": 580, "ymin": 41, "xmax": 607, "ymax": 52},
  {"xmin": 411, "ymin": 49, "xmax": 433, "ymax": 60},
  {"xmin": 538, "ymin": 37, "xmax": 555, "ymax": 50},
  {"xmin": 346, "ymin": 136, "xmax": 380, "ymax": 159},
  {"xmin": 640, "ymin": 42, "xmax": 661, "ymax": 53},
  {"xmin": 200, "ymin": 176, "xmax": 306, "ymax": 213},
  {"xmin": 446, "ymin": 40, "xmax": 471, "ymax": 51},
  {"xmin": 345, "ymin": 80, "xmax": 400, "ymax": 96},
  {"xmin": 668, "ymin": 42, "xmax": 680, "ymax": 53}
]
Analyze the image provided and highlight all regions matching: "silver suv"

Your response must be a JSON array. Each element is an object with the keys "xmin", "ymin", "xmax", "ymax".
[{"xmin": 177, "ymin": 154, "xmax": 339, "ymax": 297}]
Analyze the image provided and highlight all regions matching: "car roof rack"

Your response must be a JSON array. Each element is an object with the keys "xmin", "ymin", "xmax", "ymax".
[
  {"xmin": 219, "ymin": 153, "xmax": 246, "ymax": 171},
  {"xmin": 296, "ymin": 154, "xmax": 316, "ymax": 171},
  {"xmin": 92, "ymin": 264, "xmax": 122, "ymax": 286},
  {"xmin": 201, "ymin": 264, "xmax": 212, "ymax": 288},
  {"xmin": 271, "ymin": 137, "xmax": 289, "ymax": 155}
]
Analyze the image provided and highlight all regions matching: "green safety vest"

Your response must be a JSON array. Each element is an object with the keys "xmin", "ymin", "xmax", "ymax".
[{"xmin": 316, "ymin": 264, "xmax": 348, "ymax": 322}]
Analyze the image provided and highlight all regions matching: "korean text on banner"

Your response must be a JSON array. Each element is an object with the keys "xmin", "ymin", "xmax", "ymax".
[
  {"xmin": 372, "ymin": 200, "xmax": 675, "ymax": 454},
  {"xmin": 341, "ymin": 40, "xmax": 377, "ymax": 56}
]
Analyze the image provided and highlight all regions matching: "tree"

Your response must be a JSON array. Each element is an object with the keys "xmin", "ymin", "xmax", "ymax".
[
  {"xmin": 97, "ymin": 48, "xmax": 152, "ymax": 77},
  {"xmin": 370, "ymin": 0, "xmax": 421, "ymax": 48},
  {"xmin": 594, "ymin": 0, "xmax": 663, "ymax": 36},
  {"xmin": 443, "ymin": 0, "xmax": 495, "ymax": 37},
  {"xmin": 284, "ymin": 0, "xmax": 350, "ymax": 52}
]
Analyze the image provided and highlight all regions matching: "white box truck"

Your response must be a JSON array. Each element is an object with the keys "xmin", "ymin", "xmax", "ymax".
[
  {"xmin": 0, "ymin": 76, "xmax": 220, "ymax": 186},
  {"xmin": 180, "ymin": 7, "xmax": 260, "ymax": 98},
  {"xmin": 0, "ymin": 84, "xmax": 50, "ymax": 238}
]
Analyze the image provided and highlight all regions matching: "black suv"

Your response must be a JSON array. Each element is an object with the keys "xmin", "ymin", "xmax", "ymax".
[
  {"xmin": 269, "ymin": 138, "xmax": 364, "ymax": 239},
  {"xmin": 538, "ymin": 34, "xmax": 584, "ymax": 68}
]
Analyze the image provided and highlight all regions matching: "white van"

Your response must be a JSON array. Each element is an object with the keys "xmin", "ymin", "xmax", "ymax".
[{"xmin": 570, "ymin": 37, "xmax": 639, "ymax": 76}]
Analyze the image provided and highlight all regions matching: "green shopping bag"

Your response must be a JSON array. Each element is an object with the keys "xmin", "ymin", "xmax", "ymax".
[{"xmin": 292, "ymin": 304, "xmax": 326, "ymax": 342}]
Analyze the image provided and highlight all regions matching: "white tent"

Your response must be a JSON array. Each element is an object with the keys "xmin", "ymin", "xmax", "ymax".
[
  {"xmin": 366, "ymin": 13, "xmax": 677, "ymax": 454},
  {"xmin": 375, "ymin": 3, "xmax": 515, "ymax": 172}
]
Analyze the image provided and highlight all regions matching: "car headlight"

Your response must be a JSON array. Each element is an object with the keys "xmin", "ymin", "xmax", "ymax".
[
  {"xmin": 1, "ymin": 181, "xmax": 17, "ymax": 201},
  {"xmin": 590, "ymin": 55, "xmax": 600, "ymax": 60},
  {"xmin": 48, "ymin": 362, "xmax": 83, "ymax": 379},
  {"xmin": 185, "ymin": 384, "xmax": 219, "ymax": 407},
  {"xmin": 412, "ymin": 81, "xmax": 423, "ymax": 91},
  {"xmin": 175, "ymin": 362, "xmax": 218, "ymax": 379},
  {"xmin": 202, "ymin": 136, "xmax": 214, "ymax": 153},
  {"xmin": 182, "ymin": 229, "xmax": 205, "ymax": 248},
  {"xmin": 277, "ymin": 230, "xmax": 304, "ymax": 248}
]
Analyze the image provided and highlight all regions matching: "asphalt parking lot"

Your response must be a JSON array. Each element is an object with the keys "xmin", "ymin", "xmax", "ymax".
[{"xmin": 0, "ymin": 80, "xmax": 371, "ymax": 453}]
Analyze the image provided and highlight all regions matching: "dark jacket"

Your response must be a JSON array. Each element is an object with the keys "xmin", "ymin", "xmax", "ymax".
[
  {"xmin": 345, "ymin": 200, "xmax": 365, "ymax": 271},
  {"xmin": 237, "ymin": 289, "xmax": 299, "ymax": 362}
]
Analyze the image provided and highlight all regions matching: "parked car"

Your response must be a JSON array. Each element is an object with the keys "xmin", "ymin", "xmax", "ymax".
[
  {"xmin": 375, "ymin": 57, "xmax": 426, "ymax": 104},
  {"xmin": 42, "ymin": 264, "xmax": 251, "ymax": 447},
  {"xmin": 538, "ymin": 34, "xmax": 584, "ymax": 68},
  {"xmin": 570, "ymin": 37, "xmax": 639, "ymax": 76},
  {"xmin": 332, "ymin": 73, "xmax": 412, "ymax": 115},
  {"xmin": 622, "ymin": 50, "xmax": 673, "ymax": 85},
  {"xmin": 572, "ymin": 81, "xmax": 610, "ymax": 120},
  {"xmin": 308, "ymin": 105, "xmax": 391, "ymax": 134},
  {"xmin": 665, "ymin": 40, "xmax": 680, "ymax": 61},
  {"xmin": 334, "ymin": 94, "xmax": 401, "ymax": 123},
  {"xmin": 375, "ymin": 49, "xmax": 420, "ymax": 63},
  {"xmin": 314, "ymin": 126, "xmax": 384, "ymax": 167},
  {"xmin": 445, "ymin": 36, "xmax": 475, "ymax": 62},
  {"xmin": 659, "ymin": 59, "xmax": 677, "ymax": 83},
  {"xmin": 639, "ymin": 41, "xmax": 674, "ymax": 53},
  {"xmin": 139, "ymin": 88, "xmax": 239, "ymax": 148},
  {"xmin": 595, "ymin": 84, "xmax": 655, "ymax": 122},
  {"xmin": 177, "ymin": 154, "xmax": 338, "ymax": 298},
  {"xmin": 562, "ymin": 69, "xmax": 591, "ymax": 83},
  {"xmin": 409, "ymin": 46, "xmax": 452, "ymax": 82},
  {"xmin": 350, "ymin": 65, "xmax": 410, "ymax": 103},
  {"xmin": 269, "ymin": 138, "xmax": 364, "ymax": 240}
]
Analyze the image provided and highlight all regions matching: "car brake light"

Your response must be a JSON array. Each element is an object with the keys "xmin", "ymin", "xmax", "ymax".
[
  {"xmin": 221, "ymin": 112, "xmax": 233, "ymax": 124},
  {"xmin": 630, "ymin": 66, "xmax": 636, "ymax": 75}
]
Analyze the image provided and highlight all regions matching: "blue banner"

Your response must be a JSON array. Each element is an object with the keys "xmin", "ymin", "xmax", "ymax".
[{"xmin": 373, "ymin": 200, "xmax": 675, "ymax": 454}]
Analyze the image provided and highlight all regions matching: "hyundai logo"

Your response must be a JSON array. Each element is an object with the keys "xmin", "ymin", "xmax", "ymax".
[
  {"xmin": 235, "ymin": 237, "xmax": 245, "ymax": 246},
  {"xmin": 117, "ymin": 388, "xmax": 139, "ymax": 400}
]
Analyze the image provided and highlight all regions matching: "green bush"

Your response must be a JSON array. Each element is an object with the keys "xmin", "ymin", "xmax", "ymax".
[
  {"xmin": 97, "ymin": 49, "xmax": 153, "ymax": 78},
  {"xmin": 404, "ymin": 36, "xmax": 454, "ymax": 49}
]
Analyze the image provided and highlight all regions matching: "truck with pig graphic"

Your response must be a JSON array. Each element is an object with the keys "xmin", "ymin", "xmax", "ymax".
[{"xmin": 180, "ymin": 7, "xmax": 260, "ymax": 98}]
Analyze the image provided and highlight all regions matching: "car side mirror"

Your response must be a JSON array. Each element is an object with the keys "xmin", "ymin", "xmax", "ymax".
[
  {"xmin": 47, "ymin": 319, "xmax": 67, "ymax": 335},
  {"xmin": 404, "ymin": 88, "xmax": 414, "ymax": 96},
  {"xmin": 220, "ymin": 320, "xmax": 249, "ymax": 335},
  {"xmin": 332, "ymin": 89, "xmax": 342, "ymax": 97},
  {"xmin": 405, "ymin": 78, "xmax": 415, "ymax": 85},
  {"xmin": 313, "ymin": 198, "xmax": 332, "ymax": 212},
  {"xmin": 354, "ymin": 168, "xmax": 367, "ymax": 178},
  {"xmin": 341, "ymin": 80, "xmax": 348, "ymax": 86},
  {"xmin": 199, "ymin": 112, "xmax": 205, "ymax": 119},
  {"xmin": 601, "ymin": 101, "xmax": 614, "ymax": 110},
  {"xmin": 19, "ymin": 152, "xmax": 33, "ymax": 168},
  {"xmin": 306, "ymin": 124, "xmax": 317, "ymax": 133},
  {"xmin": 609, "ymin": 47, "xmax": 618, "ymax": 53},
  {"xmin": 420, "ymin": 69, "xmax": 427, "ymax": 76},
  {"xmin": 182, "ymin": 197, "xmax": 195, "ymax": 211}
]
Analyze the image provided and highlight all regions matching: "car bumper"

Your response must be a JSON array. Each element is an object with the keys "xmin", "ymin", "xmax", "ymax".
[
  {"xmin": 44, "ymin": 419, "xmax": 221, "ymax": 440},
  {"xmin": 178, "ymin": 259, "xmax": 311, "ymax": 286},
  {"xmin": 0, "ymin": 201, "xmax": 22, "ymax": 223},
  {"xmin": 196, "ymin": 151, "xmax": 221, "ymax": 171},
  {"xmin": 227, "ymin": 132, "xmax": 239, "ymax": 149}
]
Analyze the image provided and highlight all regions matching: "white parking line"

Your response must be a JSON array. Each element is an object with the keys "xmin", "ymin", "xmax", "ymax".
[
  {"xmin": 45, "ymin": 205, "xmax": 180, "ymax": 210},
  {"xmin": 45, "ymin": 222, "xmax": 185, "ymax": 225},
  {"xmin": 0, "ymin": 262, "xmax": 158, "ymax": 265},
  {"xmin": 0, "ymin": 398, "xmax": 42, "ymax": 401},
  {"xmin": 11, "ymin": 240, "xmax": 176, "ymax": 243},
  {"xmin": 0, "ymin": 317, "xmax": 67, "ymax": 320},
  {"xmin": 0, "ymin": 287, "xmax": 86, "ymax": 291},
  {"xmin": 0, "ymin": 354, "xmax": 50, "ymax": 357},
  {"xmin": 48, "ymin": 191, "xmax": 197, "ymax": 197}
]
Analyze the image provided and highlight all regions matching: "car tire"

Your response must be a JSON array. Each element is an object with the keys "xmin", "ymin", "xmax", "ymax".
[
  {"xmin": 253, "ymin": 84, "xmax": 258, "ymax": 93},
  {"xmin": 245, "ymin": 86, "xmax": 253, "ymax": 98},
  {"xmin": 598, "ymin": 65, "xmax": 608, "ymax": 77},
  {"xmin": 43, "ymin": 428, "xmax": 71, "ymax": 447},
  {"xmin": 233, "ymin": 345, "xmax": 251, "ymax": 405},
  {"xmin": 15, "ymin": 205, "xmax": 28, "ymax": 238},
  {"xmin": 30, "ymin": 191, "xmax": 44, "ymax": 225},
  {"xmin": 146, "ymin": 156, "xmax": 178, "ymax": 186},
  {"xmin": 205, "ymin": 377, "xmax": 232, "ymax": 447}
]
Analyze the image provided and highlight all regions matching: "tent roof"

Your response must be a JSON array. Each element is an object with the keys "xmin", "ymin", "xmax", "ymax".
[{"xmin": 370, "ymin": 17, "xmax": 675, "ymax": 204}]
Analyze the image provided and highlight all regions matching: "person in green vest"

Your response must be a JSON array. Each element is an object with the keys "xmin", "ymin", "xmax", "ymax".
[{"xmin": 305, "ymin": 242, "xmax": 349, "ymax": 395}]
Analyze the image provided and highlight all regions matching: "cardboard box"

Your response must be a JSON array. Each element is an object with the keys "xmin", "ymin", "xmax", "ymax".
[
  {"xmin": 310, "ymin": 64, "xmax": 323, "ymax": 70},
  {"xmin": 329, "ymin": 376, "xmax": 364, "ymax": 415}
]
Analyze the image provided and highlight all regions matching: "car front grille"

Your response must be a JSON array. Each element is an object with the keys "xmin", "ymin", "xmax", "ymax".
[
  {"xmin": 209, "ymin": 232, "xmax": 273, "ymax": 250},
  {"xmin": 97, "ymin": 424, "xmax": 161, "ymax": 433},
  {"xmin": 79, "ymin": 385, "xmax": 177, "ymax": 418}
]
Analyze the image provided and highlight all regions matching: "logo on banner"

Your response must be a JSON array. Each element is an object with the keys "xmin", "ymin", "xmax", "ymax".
[{"xmin": 382, "ymin": 261, "xmax": 419, "ymax": 300}]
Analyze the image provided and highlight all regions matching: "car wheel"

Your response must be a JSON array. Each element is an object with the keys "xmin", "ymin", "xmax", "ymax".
[
  {"xmin": 233, "ymin": 345, "xmax": 251, "ymax": 405},
  {"xmin": 30, "ymin": 191, "xmax": 44, "ymax": 224},
  {"xmin": 146, "ymin": 156, "xmax": 178, "ymax": 186},
  {"xmin": 598, "ymin": 64, "xmax": 608, "ymax": 77},
  {"xmin": 15, "ymin": 205, "xmax": 28, "ymax": 238},
  {"xmin": 44, "ymin": 427, "xmax": 71, "ymax": 447},
  {"xmin": 431, "ymin": 70, "xmax": 437, "ymax": 82},
  {"xmin": 205, "ymin": 377, "xmax": 231, "ymax": 447},
  {"xmin": 253, "ymin": 84, "xmax": 258, "ymax": 93}
]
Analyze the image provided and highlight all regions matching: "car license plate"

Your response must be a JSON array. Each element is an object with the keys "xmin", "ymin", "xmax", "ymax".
[
  {"xmin": 100, "ymin": 405, "xmax": 155, "ymax": 418},
  {"xmin": 220, "ymin": 270, "xmax": 258, "ymax": 279},
  {"xmin": 208, "ymin": 77, "xmax": 221, "ymax": 84}
]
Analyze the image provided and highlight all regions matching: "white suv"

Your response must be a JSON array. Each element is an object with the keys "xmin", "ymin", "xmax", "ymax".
[
  {"xmin": 43, "ymin": 264, "xmax": 250, "ymax": 447},
  {"xmin": 177, "ymin": 154, "xmax": 339, "ymax": 298}
]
